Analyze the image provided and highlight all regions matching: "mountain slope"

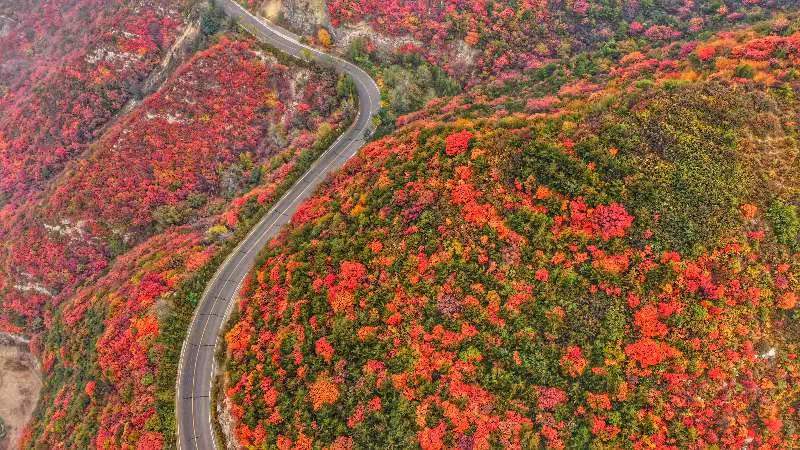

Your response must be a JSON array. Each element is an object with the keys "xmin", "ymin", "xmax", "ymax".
[
  {"xmin": 0, "ymin": 1, "xmax": 798, "ymax": 449},
  {"xmin": 0, "ymin": 1, "xmax": 356, "ymax": 447},
  {"xmin": 219, "ymin": 14, "xmax": 800, "ymax": 449}
]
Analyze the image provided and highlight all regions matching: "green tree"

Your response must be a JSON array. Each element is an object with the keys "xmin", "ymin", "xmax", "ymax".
[{"xmin": 767, "ymin": 200, "xmax": 800, "ymax": 249}]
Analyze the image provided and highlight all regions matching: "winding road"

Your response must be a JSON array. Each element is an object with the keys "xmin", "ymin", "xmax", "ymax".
[{"xmin": 175, "ymin": 2, "xmax": 381, "ymax": 448}]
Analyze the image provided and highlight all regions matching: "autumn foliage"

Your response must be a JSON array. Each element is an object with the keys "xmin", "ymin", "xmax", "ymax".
[
  {"xmin": 2, "ymin": 0, "xmax": 800, "ymax": 449},
  {"xmin": 0, "ymin": 1, "xmax": 349, "ymax": 447},
  {"xmin": 323, "ymin": 0, "xmax": 796, "ymax": 82},
  {"xmin": 220, "ymin": 8, "xmax": 800, "ymax": 446}
]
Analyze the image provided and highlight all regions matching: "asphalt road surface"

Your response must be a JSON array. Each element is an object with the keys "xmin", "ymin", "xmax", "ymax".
[{"xmin": 175, "ymin": 2, "xmax": 381, "ymax": 448}]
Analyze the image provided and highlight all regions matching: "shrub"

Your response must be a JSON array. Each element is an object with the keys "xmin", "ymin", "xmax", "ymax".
[
  {"xmin": 734, "ymin": 64, "xmax": 756, "ymax": 79},
  {"xmin": 767, "ymin": 200, "xmax": 800, "ymax": 248}
]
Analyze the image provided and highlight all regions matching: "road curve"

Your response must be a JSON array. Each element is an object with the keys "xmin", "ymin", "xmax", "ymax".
[{"xmin": 175, "ymin": 2, "xmax": 381, "ymax": 449}]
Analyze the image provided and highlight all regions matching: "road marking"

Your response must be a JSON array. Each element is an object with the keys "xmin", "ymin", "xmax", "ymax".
[
  {"xmin": 176, "ymin": 2, "xmax": 380, "ymax": 449},
  {"xmin": 226, "ymin": 0, "xmax": 380, "ymax": 109}
]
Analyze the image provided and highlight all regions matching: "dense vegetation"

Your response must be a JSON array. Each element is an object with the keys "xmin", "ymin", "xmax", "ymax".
[
  {"xmin": 220, "ymin": 6, "xmax": 800, "ymax": 449},
  {"xmin": 0, "ymin": 0, "xmax": 798, "ymax": 449},
  {"xmin": 0, "ymin": 1, "xmax": 354, "ymax": 447},
  {"xmin": 0, "ymin": 0, "xmax": 187, "ymax": 202},
  {"xmin": 325, "ymin": 0, "xmax": 798, "ymax": 82}
]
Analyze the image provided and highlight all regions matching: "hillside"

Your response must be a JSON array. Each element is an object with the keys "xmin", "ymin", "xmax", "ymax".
[
  {"xmin": 0, "ymin": 0, "xmax": 798, "ymax": 449},
  {"xmin": 219, "ymin": 11, "xmax": 800, "ymax": 449},
  {"xmin": 0, "ymin": 0, "xmax": 355, "ymax": 447},
  {"xmin": 266, "ymin": 0, "xmax": 799, "ymax": 82}
]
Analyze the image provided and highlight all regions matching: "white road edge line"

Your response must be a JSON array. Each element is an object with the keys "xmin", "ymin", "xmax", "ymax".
[{"xmin": 175, "ymin": 2, "xmax": 380, "ymax": 449}]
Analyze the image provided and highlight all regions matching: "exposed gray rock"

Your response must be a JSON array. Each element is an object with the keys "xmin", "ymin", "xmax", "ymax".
[
  {"xmin": 0, "ymin": 15, "xmax": 15, "ymax": 38},
  {"xmin": 268, "ymin": 0, "xmax": 331, "ymax": 36}
]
